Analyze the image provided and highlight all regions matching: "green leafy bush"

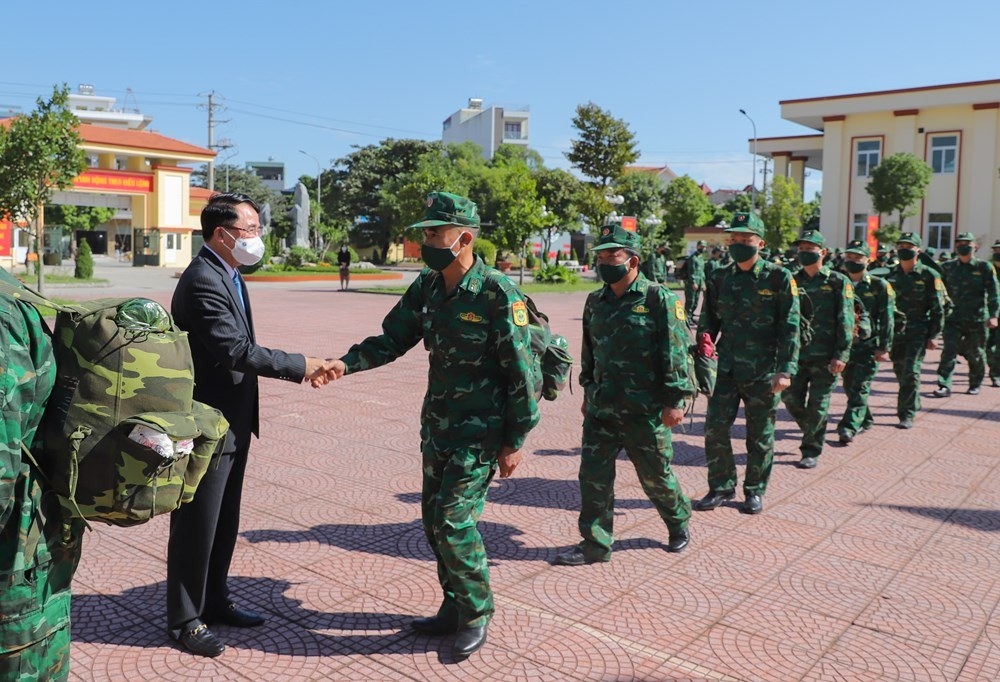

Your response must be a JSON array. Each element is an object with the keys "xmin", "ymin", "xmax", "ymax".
[
  {"xmin": 525, "ymin": 253, "xmax": 537, "ymax": 269},
  {"xmin": 534, "ymin": 263, "xmax": 579, "ymax": 285},
  {"xmin": 473, "ymin": 237, "xmax": 498, "ymax": 266},
  {"xmin": 75, "ymin": 240, "xmax": 93, "ymax": 279},
  {"xmin": 284, "ymin": 246, "xmax": 317, "ymax": 269}
]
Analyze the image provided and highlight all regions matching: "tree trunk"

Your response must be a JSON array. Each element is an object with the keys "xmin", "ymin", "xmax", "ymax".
[{"xmin": 35, "ymin": 207, "xmax": 45, "ymax": 295}]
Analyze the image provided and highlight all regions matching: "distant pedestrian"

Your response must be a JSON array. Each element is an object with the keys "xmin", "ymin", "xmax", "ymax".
[
  {"xmin": 337, "ymin": 245, "xmax": 351, "ymax": 290},
  {"xmin": 684, "ymin": 240, "xmax": 707, "ymax": 322},
  {"xmin": 988, "ymin": 238, "xmax": 1000, "ymax": 387}
]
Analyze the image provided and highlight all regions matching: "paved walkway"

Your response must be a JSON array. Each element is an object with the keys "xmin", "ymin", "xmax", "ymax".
[{"xmin": 61, "ymin": 262, "xmax": 1000, "ymax": 681}]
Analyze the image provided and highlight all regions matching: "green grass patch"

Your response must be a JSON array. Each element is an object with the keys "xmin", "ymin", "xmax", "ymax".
[
  {"xmin": 252, "ymin": 267, "xmax": 385, "ymax": 276},
  {"xmin": 16, "ymin": 274, "xmax": 108, "ymax": 285}
]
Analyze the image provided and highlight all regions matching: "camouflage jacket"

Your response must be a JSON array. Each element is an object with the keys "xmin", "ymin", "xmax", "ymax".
[
  {"xmin": 1, "ymin": 268, "xmax": 80, "ymax": 654},
  {"xmin": 580, "ymin": 273, "xmax": 693, "ymax": 417},
  {"xmin": 340, "ymin": 256, "xmax": 539, "ymax": 451},
  {"xmin": 687, "ymin": 251, "xmax": 706, "ymax": 284},
  {"xmin": 885, "ymin": 261, "xmax": 945, "ymax": 340},
  {"xmin": 939, "ymin": 257, "xmax": 1000, "ymax": 323},
  {"xmin": 850, "ymin": 272, "xmax": 896, "ymax": 351},
  {"xmin": 699, "ymin": 258, "xmax": 800, "ymax": 382},
  {"xmin": 794, "ymin": 266, "xmax": 854, "ymax": 363}
]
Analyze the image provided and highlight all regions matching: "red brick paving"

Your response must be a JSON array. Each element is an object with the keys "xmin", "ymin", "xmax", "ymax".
[{"xmin": 64, "ymin": 280, "xmax": 1000, "ymax": 681}]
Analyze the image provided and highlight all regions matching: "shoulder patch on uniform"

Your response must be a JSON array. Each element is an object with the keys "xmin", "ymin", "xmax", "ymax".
[
  {"xmin": 674, "ymin": 299, "xmax": 686, "ymax": 321},
  {"xmin": 935, "ymin": 277, "xmax": 944, "ymax": 291},
  {"xmin": 512, "ymin": 300, "xmax": 528, "ymax": 327},
  {"xmin": 845, "ymin": 284, "xmax": 854, "ymax": 299},
  {"xmin": 632, "ymin": 303, "xmax": 650, "ymax": 314},
  {"xmin": 790, "ymin": 278, "xmax": 799, "ymax": 296},
  {"xmin": 459, "ymin": 311, "xmax": 485, "ymax": 323}
]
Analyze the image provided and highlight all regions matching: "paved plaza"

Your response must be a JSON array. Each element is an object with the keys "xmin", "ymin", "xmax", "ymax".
[{"xmin": 52, "ymin": 259, "xmax": 1000, "ymax": 680}]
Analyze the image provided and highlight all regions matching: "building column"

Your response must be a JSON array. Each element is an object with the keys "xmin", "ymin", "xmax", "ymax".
[
  {"xmin": 820, "ymin": 116, "xmax": 846, "ymax": 244},
  {"xmin": 971, "ymin": 103, "xmax": 1000, "ymax": 248},
  {"xmin": 789, "ymin": 157, "xmax": 807, "ymax": 196}
]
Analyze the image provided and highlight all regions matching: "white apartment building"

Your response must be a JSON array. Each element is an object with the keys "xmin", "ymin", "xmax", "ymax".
[
  {"xmin": 441, "ymin": 98, "xmax": 530, "ymax": 160},
  {"xmin": 756, "ymin": 78, "xmax": 1000, "ymax": 253}
]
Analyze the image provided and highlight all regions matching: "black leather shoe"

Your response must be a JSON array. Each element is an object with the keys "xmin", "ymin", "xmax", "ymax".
[
  {"xmin": 932, "ymin": 386, "xmax": 951, "ymax": 398},
  {"xmin": 992, "ymin": 378, "xmax": 1000, "ymax": 388},
  {"xmin": 552, "ymin": 547, "xmax": 607, "ymax": 566},
  {"xmin": 838, "ymin": 431, "xmax": 854, "ymax": 444},
  {"xmin": 206, "ymin": 602, "xmax": 265, "ymax": 627},
  {"xmin": 741, "ymin": 494, "xmax": 763, "ymax": 515},
  {"xmin": 694, "ymin": 489, "xmax": 735, "ymax": 511},
  {"xmin": 171, "ymin": 621, "xmax": 225, "ymax": 657},
  {"xmin": 897, "ymin": 420, "xmax": 914, "ymax": 430},
  {"xmin": 968, "ymin": 386, "xmax": 981, "ymax": 395},
  {"xmin": 666, "ymin": 528, "xmax": 690, "ymax": 553},
  {"xmin": 411, "ymin": 615, "xmax": 458, "ymax": 636},
  {"xmin": 453, "ymin": 624, "xmax": 488, "ymax": 660},
  {"xmin": 796, "ymin": 456, "xmax": 818, "ymax": 469}
]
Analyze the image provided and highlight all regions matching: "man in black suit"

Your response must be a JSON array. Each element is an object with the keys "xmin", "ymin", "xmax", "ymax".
[{"xmin": 167, "ymin": 192, "xmax": 330, "ymax": 657}]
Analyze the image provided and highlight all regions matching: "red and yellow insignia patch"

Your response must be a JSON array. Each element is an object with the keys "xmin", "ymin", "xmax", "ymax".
[
  {"xmin": 886, "ymin": 282, "xmax": 895, "ymax": 297},
  {"xmin": 934, "ymin": 278, "xmax": 944, "ymax": 291},
  {"xmin": 512, "ymin": 300, "xmax": 528, "ymax": 327},
  {"xmin": 790, "ymin": 279, "xmax": 799, "ymax": 296},
  {"xmin": 675, "ymin": 299, "xmax": 686, "ymax": 321},
  {"xmin": 459, "ymin": 311, "xmax": 484, "ymax": 323},
  {"xmin": 845, "ymin": 284, "xmax": 854, "ymax": 299}
]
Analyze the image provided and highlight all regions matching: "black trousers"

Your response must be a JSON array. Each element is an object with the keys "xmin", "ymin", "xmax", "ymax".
[{"xmin": 166, "ymin": 448, "xmax": 248, "ymax": 630}]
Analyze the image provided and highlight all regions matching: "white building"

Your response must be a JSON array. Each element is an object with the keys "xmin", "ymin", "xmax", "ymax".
[
  {"xmin": 756, "ymin": 78, "xmax": 1000, "ymax": 253},
  {"xmin": 441, "ymin": 98, "xmax": 530, "ymax": 160}
]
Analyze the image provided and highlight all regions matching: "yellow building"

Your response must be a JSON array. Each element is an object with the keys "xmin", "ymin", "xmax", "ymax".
[
  {"xmin": 1, "ymin": 86, "xmax": 215, "ymax": 269},
  {"xmin": 756, "ymin": 78, "xmax": 1000, "ymax": 253}
]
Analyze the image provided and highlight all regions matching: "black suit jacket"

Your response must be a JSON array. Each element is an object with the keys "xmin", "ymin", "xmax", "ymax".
[{"xmin": 171, "ymin": 246, "xmax": 306, "ymax": 448}]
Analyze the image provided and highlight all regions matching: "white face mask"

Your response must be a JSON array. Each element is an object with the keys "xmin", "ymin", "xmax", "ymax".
[{"xmin": 224, "ymin": 229, "xmax": 265, "ymax": 266}]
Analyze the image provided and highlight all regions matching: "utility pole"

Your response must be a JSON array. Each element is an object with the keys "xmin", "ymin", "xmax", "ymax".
[
  {"xmin": 759, "ymin": 158, "xmax": 771, "ymax": 205},
  {"xmin": 199, "ymin": 92, "xmax": 228, "ymax": 191}
]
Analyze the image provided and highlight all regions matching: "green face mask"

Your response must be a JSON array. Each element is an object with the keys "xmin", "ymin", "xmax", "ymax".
[
  {"xmin": 728, "ymin": 243, "xmax": 758, "ymax": 264},
  {"xmin": 598, "ymin": 262, "xmax": 630, "ymax": 284},
  {"xmin": 897, "ymin": 248, "xmax": 917, "ymax": 261},
  {"xmin": 993, "ymin": 253, "xmax": 1000, "ymax": 262},
  {"xmin": 421, "ymin": 232, "xmax": 464, "ymax": 271},
  {"xmin": 956, "ymin": 244, "xmax": 974, "ymax": 256},
  {"xmin": 797, "ymin": 251, "xmax": 822, "ymax": 266},
  {"xmin": 844, "ymin": 261, "xmax": 867, "ymax": 274}
]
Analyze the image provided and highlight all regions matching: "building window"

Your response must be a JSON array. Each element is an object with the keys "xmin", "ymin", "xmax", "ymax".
[
  {"xmin": 927, "ymin": 213, "xmax": 953, "ymax": 251},
  {"xmin": 504, "ymin": 122, "xmax": 522, "ymax": 140},
  {"xmin": 930, "ymin": 135, "xmax": 958, "ymax": 174},
  {"xmin": 856, "ymin": 140, "xmax": 880, "ymax": 177},
  {"xmin": 165, "ymin": 233, "xmax": 179, "ymax": 250},
  {"xmin": 851, "ymin": 214, "xmax": 868, "ymax": 242}
]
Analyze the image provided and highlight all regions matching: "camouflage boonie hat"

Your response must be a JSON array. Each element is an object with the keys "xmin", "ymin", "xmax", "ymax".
[
  {"xmin": 845, "ymin": 239, "xmax": 871, "ymax": 257},
  {"xmin": 897, "ymin": 232, "xmax": 923, "ymax": 248},
  {"xmin": 592, "ymin": 224, "xmax": 642, "ymax": 252},
  {"xmin": 796, "ymin": 229, "xmax": 827, "ymax": 249},
  {"xmin": 956, "ymin": 232, "xmax": 976, "ymax": 242},
  {"xmin": 726, "ymin": 212, "xmax": 765, "ymax": 237},
  {"xmin": 408, "ymin": 191, "xmax": 480, "ymax": 229}
]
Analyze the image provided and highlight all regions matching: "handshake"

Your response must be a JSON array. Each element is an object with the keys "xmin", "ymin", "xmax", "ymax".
[{"xmin": 304, "ymin": 357, "xmax": 347, "ymax": 388}]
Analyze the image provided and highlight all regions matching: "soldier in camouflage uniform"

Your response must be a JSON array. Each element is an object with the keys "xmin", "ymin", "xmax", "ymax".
[
  {"xmin": 836, "ymin": 240, "xmax": 895, "ymax": 443},
  {"xmin": 885, "ymin": 232, "xmax": 945, "ymax": 428},
  {"xmin": 932, "ymin": 232, "xmax": 1000, "ymax": 397},
  {"xmin": 684, "ymin": 240, "xmax": 708, "ymax": 321},
  {"xmin": 704, "ymin": 246, "xmax": 723, "ymax": 281},
  {"xmin": 327, "ymin": 192, "xmax": 539, "ymax": 661},
  {"xmin": 1, "ymin": 267, "xmax": 84, "ymax": 681},
  {"xmin": 554, "ymin": 226, "xmax": 693, "ymax": 566},
  {"xmin": 988, "ymin": 239, "xmax": 1000, "ymax": 387},
  {"xmin": 781, "ymin": 230, "xmax": 854, "ymax": 469},
  {"xmin": 695, "ymin": 212, "xmax": 800, "ymax": 515}
]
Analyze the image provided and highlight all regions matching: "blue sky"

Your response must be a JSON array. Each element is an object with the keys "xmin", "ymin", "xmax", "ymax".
[{"xmin": 4, "ymin": 0, "xmax": 999, "ymax": 201}]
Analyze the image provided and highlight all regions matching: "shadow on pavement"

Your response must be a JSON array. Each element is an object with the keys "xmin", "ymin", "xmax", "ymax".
[{"xmin": 870, "ymin": 504, "xmax": 1000, "ymax": 531}]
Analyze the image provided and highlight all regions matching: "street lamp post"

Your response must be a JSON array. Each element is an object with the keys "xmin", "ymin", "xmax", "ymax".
[
  {"xmin": 739, "ymin": 109, "xmax": 758, "ymax": 210},
  {"xmin": 298, "ymin": 150, "xmax": 322, "ymax": 228}
]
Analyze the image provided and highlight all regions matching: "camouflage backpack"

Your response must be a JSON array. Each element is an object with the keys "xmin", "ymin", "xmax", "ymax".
[
  {"xmin": 0, "ymin": 282, "xmax": 229, "ymax": 531},
  {"xmin": 644, "ymin": 284, "xmax": 716, "ymax": 405}
]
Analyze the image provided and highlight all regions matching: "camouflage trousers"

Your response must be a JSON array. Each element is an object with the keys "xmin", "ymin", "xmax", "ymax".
[
  {"xmin": 989, "ymin": 327, "xmax": 1000, "ymax": 380},
  {"xmin": 782, "ymin": 360, "xmax": 839, "ymax": 459},
  {"xmin": 684, "ymin": 280, "xmax": 703, "ymax": 318},
  {"xmin": 892, "ymin": 333, "xmax": 929, "ymax": 422},
  {"xmin": 704, "ymin": 375, "xmax": 781, "ymax": 496},
  {"xmin": 577, "ymin": 412, "xmax": 691, "ymax": 561},
  {"xmin": 937, "ymin": 319, "xmax": 988, "ymax": 390},
  {"xmin": 421, "ymin": 442, "xmax": 497, "ymax": 629},
  {"xmin": 0, "ymin": 624, "xmax": 71, "ymax": 682},
  {"xmin": 837, "ymin": 348, "xmax": 879, "ymax": 437}
]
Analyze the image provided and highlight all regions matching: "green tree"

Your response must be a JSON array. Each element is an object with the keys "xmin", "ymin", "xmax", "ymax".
[
  {"xmin": 618, "ymin": 171, "xmax": 664, "ymax": 251},
  {"xmin": 533, "ymin": 167, "xmax": 583, "ymax": 260},
  {"xmin": 0, "ymin": 84, "xmax": 86, "ymax": 293},
  {"xmin": 865, "ymin": 152, "xmax": 932, "ymax": 232},
  {"xmin": 565, "ymin": 102, "xmax": 639, "ymax": 225},
  {"xmin": 74, "ymin": 238, "xmax": 93, "ymax": 279},
  {"xmin": 45, "ymin": 204, "xmax": 117, "ymax": 238},
  {"xmin": 334, "ymin": 138, "xmax": 443, "ymax": 262},
  {"xmin": 662, "ymin": 175, "xmax": 713, "ymax": 256},
  {"xmin": 801, "ymin": 192, "xmax": 821, "ymax": 230},
  {"xmin": 760, "ymin": 175, "xmax": 804, "ymax": 252},
  {"xmin": 713, "ymin": 192, "xmax": 755, "ymax": 227}
]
